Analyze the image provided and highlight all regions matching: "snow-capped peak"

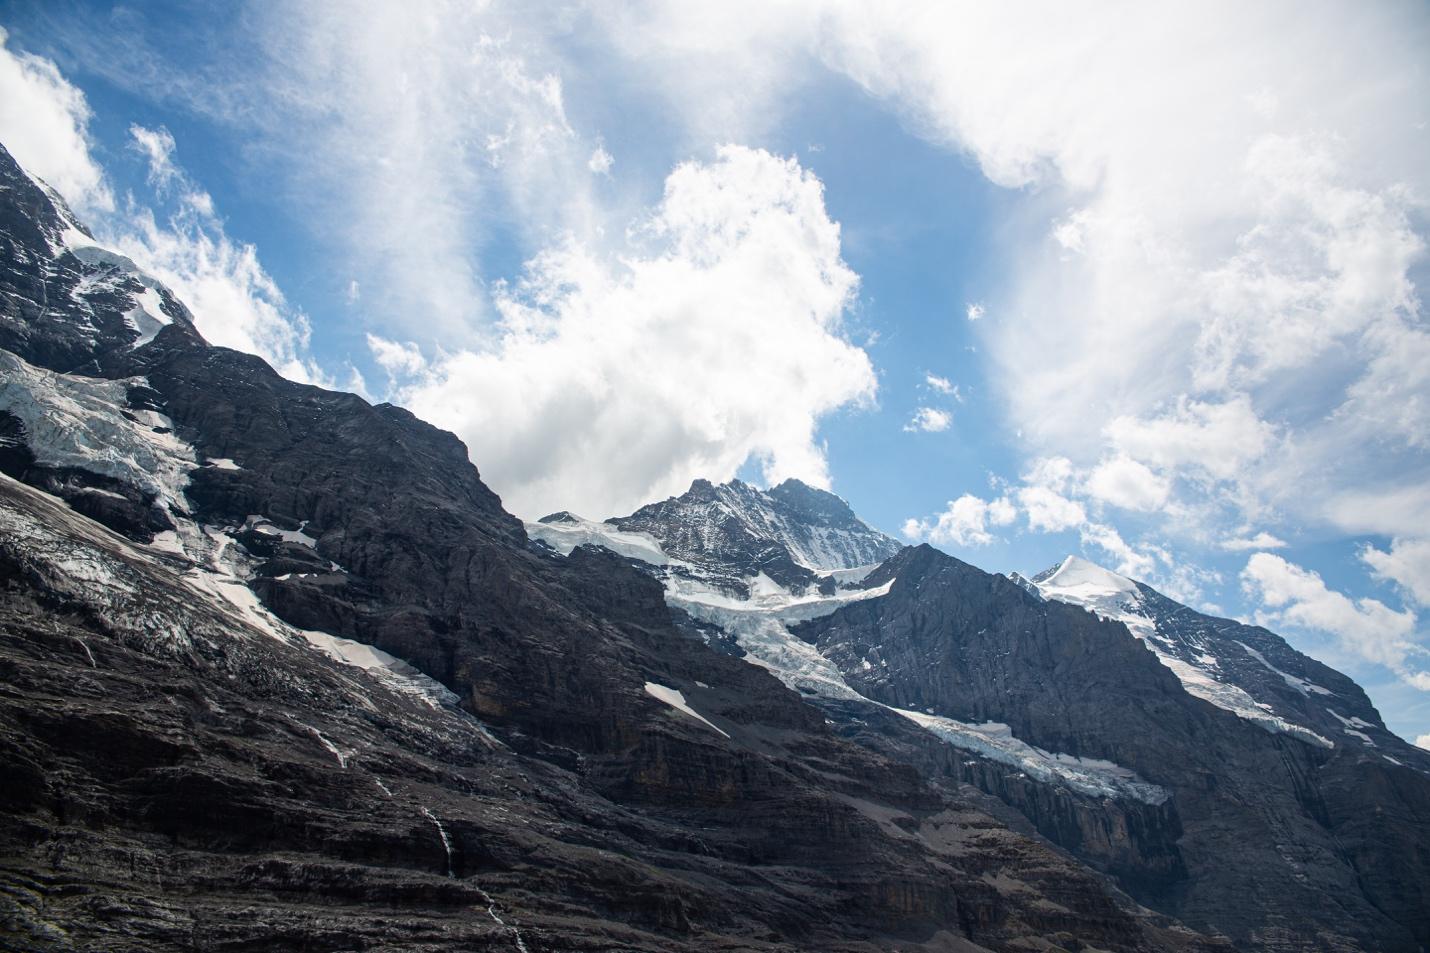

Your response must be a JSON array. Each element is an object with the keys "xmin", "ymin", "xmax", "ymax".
[
  {"xmin": 611, "ymin": 477, "xmax": 902, "ymax": 580},
  {"xmin": 1034, "ymin": 555, "xmax": 1138, "ymax": 604},
  {"xmin": 1032, "ymin": 554, "xmax": 1340, "ymax": 749}
]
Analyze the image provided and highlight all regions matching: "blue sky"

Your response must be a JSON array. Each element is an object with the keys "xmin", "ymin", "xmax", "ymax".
[{"xmin": 2, "ymin": 1, "xmax": 1429, "ymax": 744}]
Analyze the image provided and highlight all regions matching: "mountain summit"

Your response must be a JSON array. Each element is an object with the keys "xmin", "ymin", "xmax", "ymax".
[
  {"xmin": 608, "ymin": 476, "xmax": 901, "ymax": 588},
  {"xmin": 1033, "ymin": 554, "xmax": 1390, "ymax": 752}
]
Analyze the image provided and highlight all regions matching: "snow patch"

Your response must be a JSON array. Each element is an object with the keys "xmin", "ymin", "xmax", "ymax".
[
  {"xmin": 643, "ymin": 681, "xmax": 729, "ymax": 738},
  {"xmin": 301, "ymin": 629, "xmax": 459, "ymax": 709},
  {"xmin": 124, "ymin": 285, "xmax": 171, "ymax": 347},
  {"xmin": 892, "ymin": 708, "xmax": 1169, "ymax": 804},
  {"xmin": 1238, "ymin": 641, "xmax": 1334, "ymax": 696},
  {"xmin": 666, "ymin": 573, "xmax": 891, "ymax": 701},
  {"xmin": 525, "ymin": 515, "xmax": 670, "ymax": 565},
  {"xmin": 664, "ymin": 566, "xmax": 1164, "ymax": 802},
  {"xmin": 1328, "ymin": 709, "xmax": 1377, "ymax": 745}
]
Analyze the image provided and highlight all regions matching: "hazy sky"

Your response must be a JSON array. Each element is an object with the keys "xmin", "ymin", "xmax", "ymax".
[{"xmin": 2, "ymin": 0, "xmax": 1429, "ymax": 744}]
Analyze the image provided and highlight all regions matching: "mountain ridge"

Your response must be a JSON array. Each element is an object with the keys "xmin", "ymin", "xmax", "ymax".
[{"xmin": 0, "ymin": 138, "xmax": 1236, "ymax": 953}]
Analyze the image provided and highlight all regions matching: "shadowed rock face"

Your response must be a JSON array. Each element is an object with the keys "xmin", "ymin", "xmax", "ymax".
[
  {"xmin": 793, "ymin": 545, "xmax": 1430, "ymax": 953},
  {"xmin": 0, "ymin": 141, "xmax": 1230, "ymax": 952}
]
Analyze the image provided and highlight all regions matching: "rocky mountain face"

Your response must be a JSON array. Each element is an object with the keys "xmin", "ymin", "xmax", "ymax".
[
  {"xmin": 529, "ymin": 464, "xmax": 1430, "ymax": 948},
  {"xmin": 794, "ymin": 547, "xmax": 1430, "ymax": 952},
  {"xmin": 606, "ymin": 477, "xmax": 902, "ymax": 595},
  {"xmin": 0, "ymin": 140, "xmax": 1237, "ymax": 953},
  {"xmin": 1031, "ymin": 556, "xmax": 1388, "ymax": 753}
]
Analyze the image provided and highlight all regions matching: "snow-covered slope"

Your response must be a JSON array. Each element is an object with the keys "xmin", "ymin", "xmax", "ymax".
[
  {"xmin": 1032, "ymin": 555, "xmax": 1397, "ymax": 754},
  {"xmin": 527, "ymin": 511, "xmax": 670, "ymax": 565}
]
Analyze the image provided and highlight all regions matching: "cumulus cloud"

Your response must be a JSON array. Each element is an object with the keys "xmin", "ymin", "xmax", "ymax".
[
  {"xmin": 925, "ymin": 373, "xmax": 956, "ymax": 396},
  {"xmin": 1362, "ymin": 538, "xmax": 1430, "ymax": 608},
  {"xmin": 1221, "ymin": 532, "xmax": 1287, "ymax": 552},
  {"xmin": 1418, "ymin": 734, "xmax": 1430, "ymax": 751},
  {"xmin": 0, "ymin": 26, "xmax": 111, "ymax": 211},
  {"xmin": 378, "ymin": 145, "xmax": 874, "ymax": 518},
  {"xmin": 1242, "ymin": 553, "xmax": 1428, "ymax": 689},
  {"xmin": 599, "ymin": 1, "xmax": 1430, "ymax": 618},
  {"xmin": 588, "ymin": 145, "xmax": 614, "ymax": 175},
  {"xmin": 1105, "ymin": 396, "xmax": 1274, "ymax": 484},
  {"xmin": 904, "ymin": 407, "xmax": 952, "ymax": 433},
  {"xmin": 965, "ymin": 302, "xmax": 984, "ymax": 322},
  {"xmin": 366, "ymin": 333, "xmax": 426, "ymax": 379},
  {"xmin": 1017, "ymin": 484, "xmax": 1086, "ymax": 534},
  {"xmin": 1086, "ymin": 455, "xmax": 1170, "ymax": 512},
  {"xmin": 903, "ymin": 493, "xmax": 1015, "ymax": 547}
]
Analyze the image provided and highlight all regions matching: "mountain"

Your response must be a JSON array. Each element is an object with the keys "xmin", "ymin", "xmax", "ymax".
[
  {"xmin": 604, "ymin": 477, "xmax": 902, "ymax": 595},
  {"xmin": 0, "ymin": 140, "xmax": 1236, "ymax": 953},
  {"xmin": 535, "ymin": 477, "xmax": 1430, "ymax": 950},
  {"xmin": 795, "ymin": 550, "xmax": 1430, "ymax": 952},
  {"xmin": 1033, "ymin": 556, "xmax": 1389, "ymax": 752}
]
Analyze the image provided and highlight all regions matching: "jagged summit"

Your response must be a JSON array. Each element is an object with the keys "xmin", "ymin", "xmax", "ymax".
[
  {"xmin": 610, "ymin": 476, "xmax": 902, "ymax": 586},
  {"xmin": 0, "ymin": 144, "xmax": 200, "ymax": 373}
]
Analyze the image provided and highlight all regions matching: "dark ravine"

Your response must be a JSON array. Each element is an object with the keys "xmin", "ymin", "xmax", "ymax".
[{"xmin": 0, "ymin": 140, "xmax": 1235, "ymax": 952}]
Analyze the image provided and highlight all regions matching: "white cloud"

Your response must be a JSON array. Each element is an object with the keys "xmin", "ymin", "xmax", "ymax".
[
  {"xmin": 129, "ymin": 124, "xmax": 178, "ymax": 191},
  {"xmin": 0, "ymin": 31, "xmax": 324, "ymax": 386},
  {"xmin": 216, "ymin": 1, "xmax": 606, "ymax": 348},
  {"xmin": 1362, "ymin": 538, "xmax": 1430, "ymax": 608},
  {"xmin": 1243, "ymin": 552, "xmax": 1428, "ymax": 689},
  {"xmin": 1417, "ymin": 734, "xmax": 1430, "ymax": 751},
  {"xmin": 381, "ymin": 145, "xmax": 874, "ymax": 518},
  {"xmin": 904, "ymin": 406, "xmax": 952, "ymax": 433},
  {"xmin": 904, "ymin": 493, "xmax": 1015, "ymax": 547},
  {"xmin": 1221, "ymin": 532, "xmax": 1287, "ymax": 552},
  {"xmin": 925, "ymin": 372, "xmax": 955, "ymax": 395},
  {"xmin": 1017, "ymin": 485, "xmax": 1086, "ymax": 534},
  {"xmin": 1080, "ymin": 521, "xmax": 1156, "ymax": 579},
  {"xmin": 1105, "ymin": 396, "xmax": 1274, "ymax": 483},
  {"xmin": 108, "ymin": 197, "xmax": 322, "ymax": 384},
  {"xmin": 588, "ymin": 145, "xmax": 614, "ymax": 175},
  {"xmin": 965, "ymin": 302, "xmax": 984, "ymax": 321},
  {"xmin": 603, "ymin": 2, "xmax": 1430, "ymax": 586},
  {"xmin": 366, "ymin": 333, "xmax": 426, "ymax": 379},
  {"xmin": 0, "ymin": 26, "xmax": 111, "ymax": 212},
  {"xmin": 1086, "ymin": 455, "xmax": 1170, "ymax": 511}
]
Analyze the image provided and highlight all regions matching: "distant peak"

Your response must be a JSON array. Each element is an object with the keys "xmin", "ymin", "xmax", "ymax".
[{"xmin": 1035, "ymin": 554, "xmax": 1137, "ymax": 594}]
